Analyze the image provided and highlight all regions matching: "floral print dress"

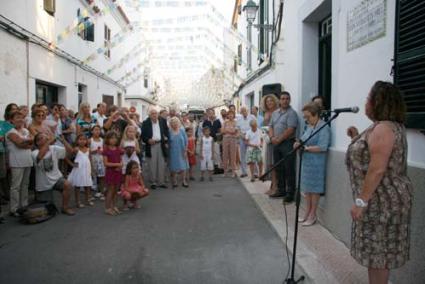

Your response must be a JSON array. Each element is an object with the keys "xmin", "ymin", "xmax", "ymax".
[{"xmin": 345, "ymin": 121, "xmax": 413, "ymax": 269}]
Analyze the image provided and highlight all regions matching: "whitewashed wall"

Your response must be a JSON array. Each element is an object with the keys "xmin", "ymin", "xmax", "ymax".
[{"xmin": 0, "ymin": 0, "xmax": 137, "ymax": 116}]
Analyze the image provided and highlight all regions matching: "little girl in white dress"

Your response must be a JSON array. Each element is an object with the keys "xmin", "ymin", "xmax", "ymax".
[{"xmin": 68, "ymin": 134, "xmax": 93, "ymax": 207}]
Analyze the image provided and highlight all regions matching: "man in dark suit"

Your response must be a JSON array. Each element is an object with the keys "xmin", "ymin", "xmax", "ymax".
[{"xmin": 141, "ymin": 108, "xmax": 169, "ymax": 189}]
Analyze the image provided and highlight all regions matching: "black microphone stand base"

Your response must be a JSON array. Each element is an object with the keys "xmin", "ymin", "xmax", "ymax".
[{"xmin": 285, "ymin": 276, "xmax": 305, "ymax": 284}]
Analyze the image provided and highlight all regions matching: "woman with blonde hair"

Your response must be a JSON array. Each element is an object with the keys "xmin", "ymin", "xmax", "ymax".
[
  {"xmin": 168, "ymin": 117, "xmax": 189, "ymax": 188},
  {"xmin": 76, "ymin": 102, "xmax": 97, "ymax": 138},
  {"xmin": 260, "ymin": 94, "xmax": 279, "ymax": 195},
  {"xmin": 221, "ymin": 110, "xmax": 239, "ymax": 177}
]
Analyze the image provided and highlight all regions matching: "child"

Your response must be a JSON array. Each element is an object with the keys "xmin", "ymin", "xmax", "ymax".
[
  {"xmin": 89, "ymin": 125, "xmax": 105, "ymax": 200},
  {"xmin": 67, "ymin": 134, "xmax": 93, "ymax": 207},
  {"xmin": 120, "ymin": 161, "xmax": 149, "ymax": 209},
  {"xmin": 186, "ymin": 127, "xmax": 196, "ymax": 181},
  {"xmin": 121, "ymin": 125, "xmax": 140, "ymax": 154},
  {"xmin": 245, "ymin": 120, "xmax": 263, "ymax": 182},
  {"xmin": 103, "ymin": 131, "xmax": 123, "ymax": 216},
  {"xmin": 200, "ymin": 127, "xmax": 214, "ymax": 182},
  {"xmin": 121, "ymin": 141, "xmax": 140, "ymax": 174}
]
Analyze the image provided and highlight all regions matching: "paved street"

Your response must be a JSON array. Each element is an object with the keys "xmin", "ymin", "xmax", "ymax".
[{"xmin": 0, "ymin": 176, "xmax": 296, "ymax": 284}]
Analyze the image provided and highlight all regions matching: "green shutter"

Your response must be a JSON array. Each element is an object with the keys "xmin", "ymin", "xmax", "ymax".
[
  {"xmin": 44, "ymin": 0, "xmax": 55, "ymax": 16},
  {"xmin": 394, "ymin": 0, "xmax": 425, "ymax": 130}
]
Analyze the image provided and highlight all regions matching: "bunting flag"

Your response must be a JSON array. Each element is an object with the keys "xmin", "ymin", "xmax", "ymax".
[
  {"xmin": 54, "ymin": 1, "xmax": 122, "ymax": 45},
  {"xmin": 81, "ymin": 24, "xmax": 138, "ymax": 64},
  {"xmin": 125, "ymin": 0, "xmax": 208, "ymax": 9},
  {"xmin": 106, "ymin": 45, "xmax": 148, "ymax": 75}
]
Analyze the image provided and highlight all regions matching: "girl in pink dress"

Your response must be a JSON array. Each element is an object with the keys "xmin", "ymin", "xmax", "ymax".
[
  {"xmin": 102, "ymin": 131, "xmax": 123, "ymax": 216},
  {"xmin": 120, "ymin": 161, "xmax": 149, "ymax": 209}
]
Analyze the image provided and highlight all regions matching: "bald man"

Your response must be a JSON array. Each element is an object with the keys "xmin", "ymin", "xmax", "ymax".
[{"xmin": 141, "ymin": 108, "xmax": 169, "ymax": 189}]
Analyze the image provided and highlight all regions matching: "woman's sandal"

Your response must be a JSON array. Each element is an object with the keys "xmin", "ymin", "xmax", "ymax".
[
  {"xmin": 61, "ymin": 208, "xmax": 76, "ymax": 216},
  {"xmin": 113, "ymin": 207, "xmax": 122, "ymax": 214},
  {"xmin": 105, "ymin": 208, "xmax": 116, "ymax": 216}
]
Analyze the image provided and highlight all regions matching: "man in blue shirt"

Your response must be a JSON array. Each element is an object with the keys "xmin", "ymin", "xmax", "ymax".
[{"xmin": 269, "ymin": 92, "xmax": 299, "ymax": 202}]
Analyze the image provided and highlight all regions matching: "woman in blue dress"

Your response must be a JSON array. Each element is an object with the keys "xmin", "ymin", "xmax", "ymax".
[
  {"xmin": 294, "ymin": 103, "xmax": 331, "ymax": 226},
  {"xmin": 168, "ymin": 117, "xmax": 189, "ymax": 188}
]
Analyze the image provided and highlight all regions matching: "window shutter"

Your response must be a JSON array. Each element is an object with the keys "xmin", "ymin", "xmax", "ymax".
[
  {"xmin": 394, "ymin": 0, "xmax": 425, "ymax": 129},
  {"xmin": 86, "ymin": 22, "xmax": 95, "ymax": 42},
  {"xmin": 237, "ymin": 44, "xmax": 242, "ymax": 65},
  {"xmin": 44, "ymin": 0, "xmax": 55, "ymax": 16}
]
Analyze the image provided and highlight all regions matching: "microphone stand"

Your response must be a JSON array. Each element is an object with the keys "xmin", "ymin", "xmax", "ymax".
[{"xmin": 259, "ymin": 112, "xmax": 340, "ymax": 284}]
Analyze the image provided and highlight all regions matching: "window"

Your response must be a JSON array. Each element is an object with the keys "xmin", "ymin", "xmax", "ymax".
[
  {"xmin": 258, "ymin": 0, "xmax": 269, "ymax": 64},
  {"xmin": 44, "ymin": 0, "xmax": 55, "ymax": 16},
  {"xmin": 78, "ymin": 84, "xmax": 87, "ymax": 106},
  {"xmin": 318, "ymin": 15, "xmax": 332, "ymax": 110},
  {"xmin": 394, "ymin": 0, "xmax": 425, "ymax": 129},
  {"xmin": 77, "ymin": 9, "xmax": 95, "ymax": 41},
  {"xmin": 237, "ymin": 44, "xmax": 242, "ymax": 66},
  {"xmin": 104, "ymin": 25, "xmax": 111, "ymax": 59},
  {"xmin": 144, "ymin": 75, "xmax": 149, "ymax": 88},
  {"xmin": 36, "ymin": 82, "xmax": 58, "ymax": 107}
]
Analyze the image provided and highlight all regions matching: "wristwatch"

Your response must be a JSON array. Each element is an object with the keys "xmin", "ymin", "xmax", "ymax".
[{"xmin": 355, "ymin": 198, "xmax": 368, "ymax": 208}]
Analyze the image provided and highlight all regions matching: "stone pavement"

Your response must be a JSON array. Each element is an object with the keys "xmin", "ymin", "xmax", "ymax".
[{"xmin": 239, "ymin": 177, "xmax": 369, "ymax": 284}]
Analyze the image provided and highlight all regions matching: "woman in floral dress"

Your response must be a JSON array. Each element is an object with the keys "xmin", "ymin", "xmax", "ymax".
[{"xmin": 345, "ymin": 81, "xmax": 413, "ymax": 284}]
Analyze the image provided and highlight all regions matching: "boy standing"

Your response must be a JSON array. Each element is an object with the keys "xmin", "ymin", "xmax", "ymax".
[
  {"xmin": 200, "ymin": 127, "xmax": 214, "ymax": 182},
  {"xmin": 245, "ymin": 120, "xmax": 263, "ymax": 182}
]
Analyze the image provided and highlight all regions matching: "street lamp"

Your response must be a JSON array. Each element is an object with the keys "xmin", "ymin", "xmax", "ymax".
[
  {"xmin": 243, "ymin": 0, "xmax": 259, "ymax": 25},
  {"xmin": 243, "ymin": 0, "xmax": 258, "ymax": 71}
]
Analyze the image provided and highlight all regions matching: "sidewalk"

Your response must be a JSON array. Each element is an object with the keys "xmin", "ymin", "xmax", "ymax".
[{"xmin": 239, "ymin": 177, "xmax": 368, "ymax": 284}]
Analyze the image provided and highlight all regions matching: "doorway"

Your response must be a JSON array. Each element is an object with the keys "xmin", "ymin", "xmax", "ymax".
[
  {"xmin": 36, "ymin": 82, "xmax": 58, "ymax": 107},
  {"xmin": 318, "ymin": 15, "xmax": 332, "ymax": 110}
]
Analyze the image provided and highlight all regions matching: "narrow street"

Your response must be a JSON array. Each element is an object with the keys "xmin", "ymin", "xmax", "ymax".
[{"xmin": 0, "ymin": 175, "xmax": 297, "ymax": 284}]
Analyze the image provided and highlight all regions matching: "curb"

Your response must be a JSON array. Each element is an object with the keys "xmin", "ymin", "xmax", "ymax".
[{"xmin": 239, "ymin": 177, "xmax": 368, "ymax": 284}]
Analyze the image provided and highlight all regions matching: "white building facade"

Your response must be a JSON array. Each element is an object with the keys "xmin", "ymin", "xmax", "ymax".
[
  {"xmin": 0, "ymin": 0, "xmax": 148, "ymax": 117},
  {"xmin": 232, "ymin": 0, "xmax": 425, "ymax": 282}
]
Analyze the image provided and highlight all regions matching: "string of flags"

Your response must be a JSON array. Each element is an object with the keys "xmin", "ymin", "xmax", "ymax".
[
  {"xmin": 54, "ymin": 1, "xmax": 122, "ymax": 46},
  {"xmin": 81, "ymin": 25, "xmax": 137, "ymax": 64},
  {"xmin": 125, "ymin": 0, "xmax": 208, "ymax": 9}
]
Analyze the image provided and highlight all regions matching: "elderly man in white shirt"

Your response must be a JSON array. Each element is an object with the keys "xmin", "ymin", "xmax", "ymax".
[{"xmin": 236, "ymin": 107, "xmax": 256, "ymax": 178}]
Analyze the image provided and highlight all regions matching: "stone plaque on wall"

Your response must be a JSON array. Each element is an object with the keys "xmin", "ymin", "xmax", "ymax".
[{"xmin": 347, "ymin": 0, "xmax": 387, "ymax": 52}]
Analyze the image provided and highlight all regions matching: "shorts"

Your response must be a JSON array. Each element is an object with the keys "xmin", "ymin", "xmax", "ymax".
[
  {"xmin": 200, "ymin": 157, "xmax": 214, "ymax": 171},
  {"xmin": 52, "ymin": 177, "xmax": 66, "ymax": 192},
  {"xmin": 246, "ymin": 148, "xmax": 262, "ymax": 164}
]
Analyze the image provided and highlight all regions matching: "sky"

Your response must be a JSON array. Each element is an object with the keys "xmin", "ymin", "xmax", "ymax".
[{"xmin": 119, "ymin": 0, "xmax": 236, "ymax": 107}]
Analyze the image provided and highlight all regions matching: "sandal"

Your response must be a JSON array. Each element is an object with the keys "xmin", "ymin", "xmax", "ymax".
[
  {"xmin": 87, "ymin": 201, "xmax": 94, "ymax": 207},
  {"xmin": 113, "ymin": 207, "xmax": 121, "ymax": 214},
  {"xmin": 61, "ymin": 208, "xmax": 76, "ymax": 216},
  {"xmin": 76, "ymin": 203, "xmax": 85, "ymax": 208},
  {"xmin": 105, "ymin": 208, "xmax": 116, "ymax": 216}
]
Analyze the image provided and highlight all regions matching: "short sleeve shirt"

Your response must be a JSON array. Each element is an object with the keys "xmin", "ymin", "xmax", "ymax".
[
  {"xmin": 245, "ymin": 129, "xmax": 262, "ymax": 147},
  {"xmin": 269, "ymin": 107, "xmax": 298, "ymax": 139},
  {"xmin": 32, "ymin": 146, "xmax": 66, "ymax": 191},
  {"xmin": 77, "ymin": 116, "xmax": 97, "ymax": 138},
  {"xmin": 6, "ymin": 128, "xmax": 33, "ymax": 167},
  {"xmin": 202, "ymin": 119, "xmax": 221, "ymax": 139}
]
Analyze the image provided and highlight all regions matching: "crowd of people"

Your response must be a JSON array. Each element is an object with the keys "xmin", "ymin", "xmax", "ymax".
[
  {"xmin": 0, "ymin": 93, "xmax": 326, "ymax": 220},
  {"xmin": 0, "ymin": 81, "xmax": 415, "ymax": 283}
]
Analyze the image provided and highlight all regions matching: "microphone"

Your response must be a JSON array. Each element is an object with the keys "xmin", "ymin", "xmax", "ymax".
[{"xmin": 331, "ymin": 107, "xmax": 359, "ymax": 114}]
